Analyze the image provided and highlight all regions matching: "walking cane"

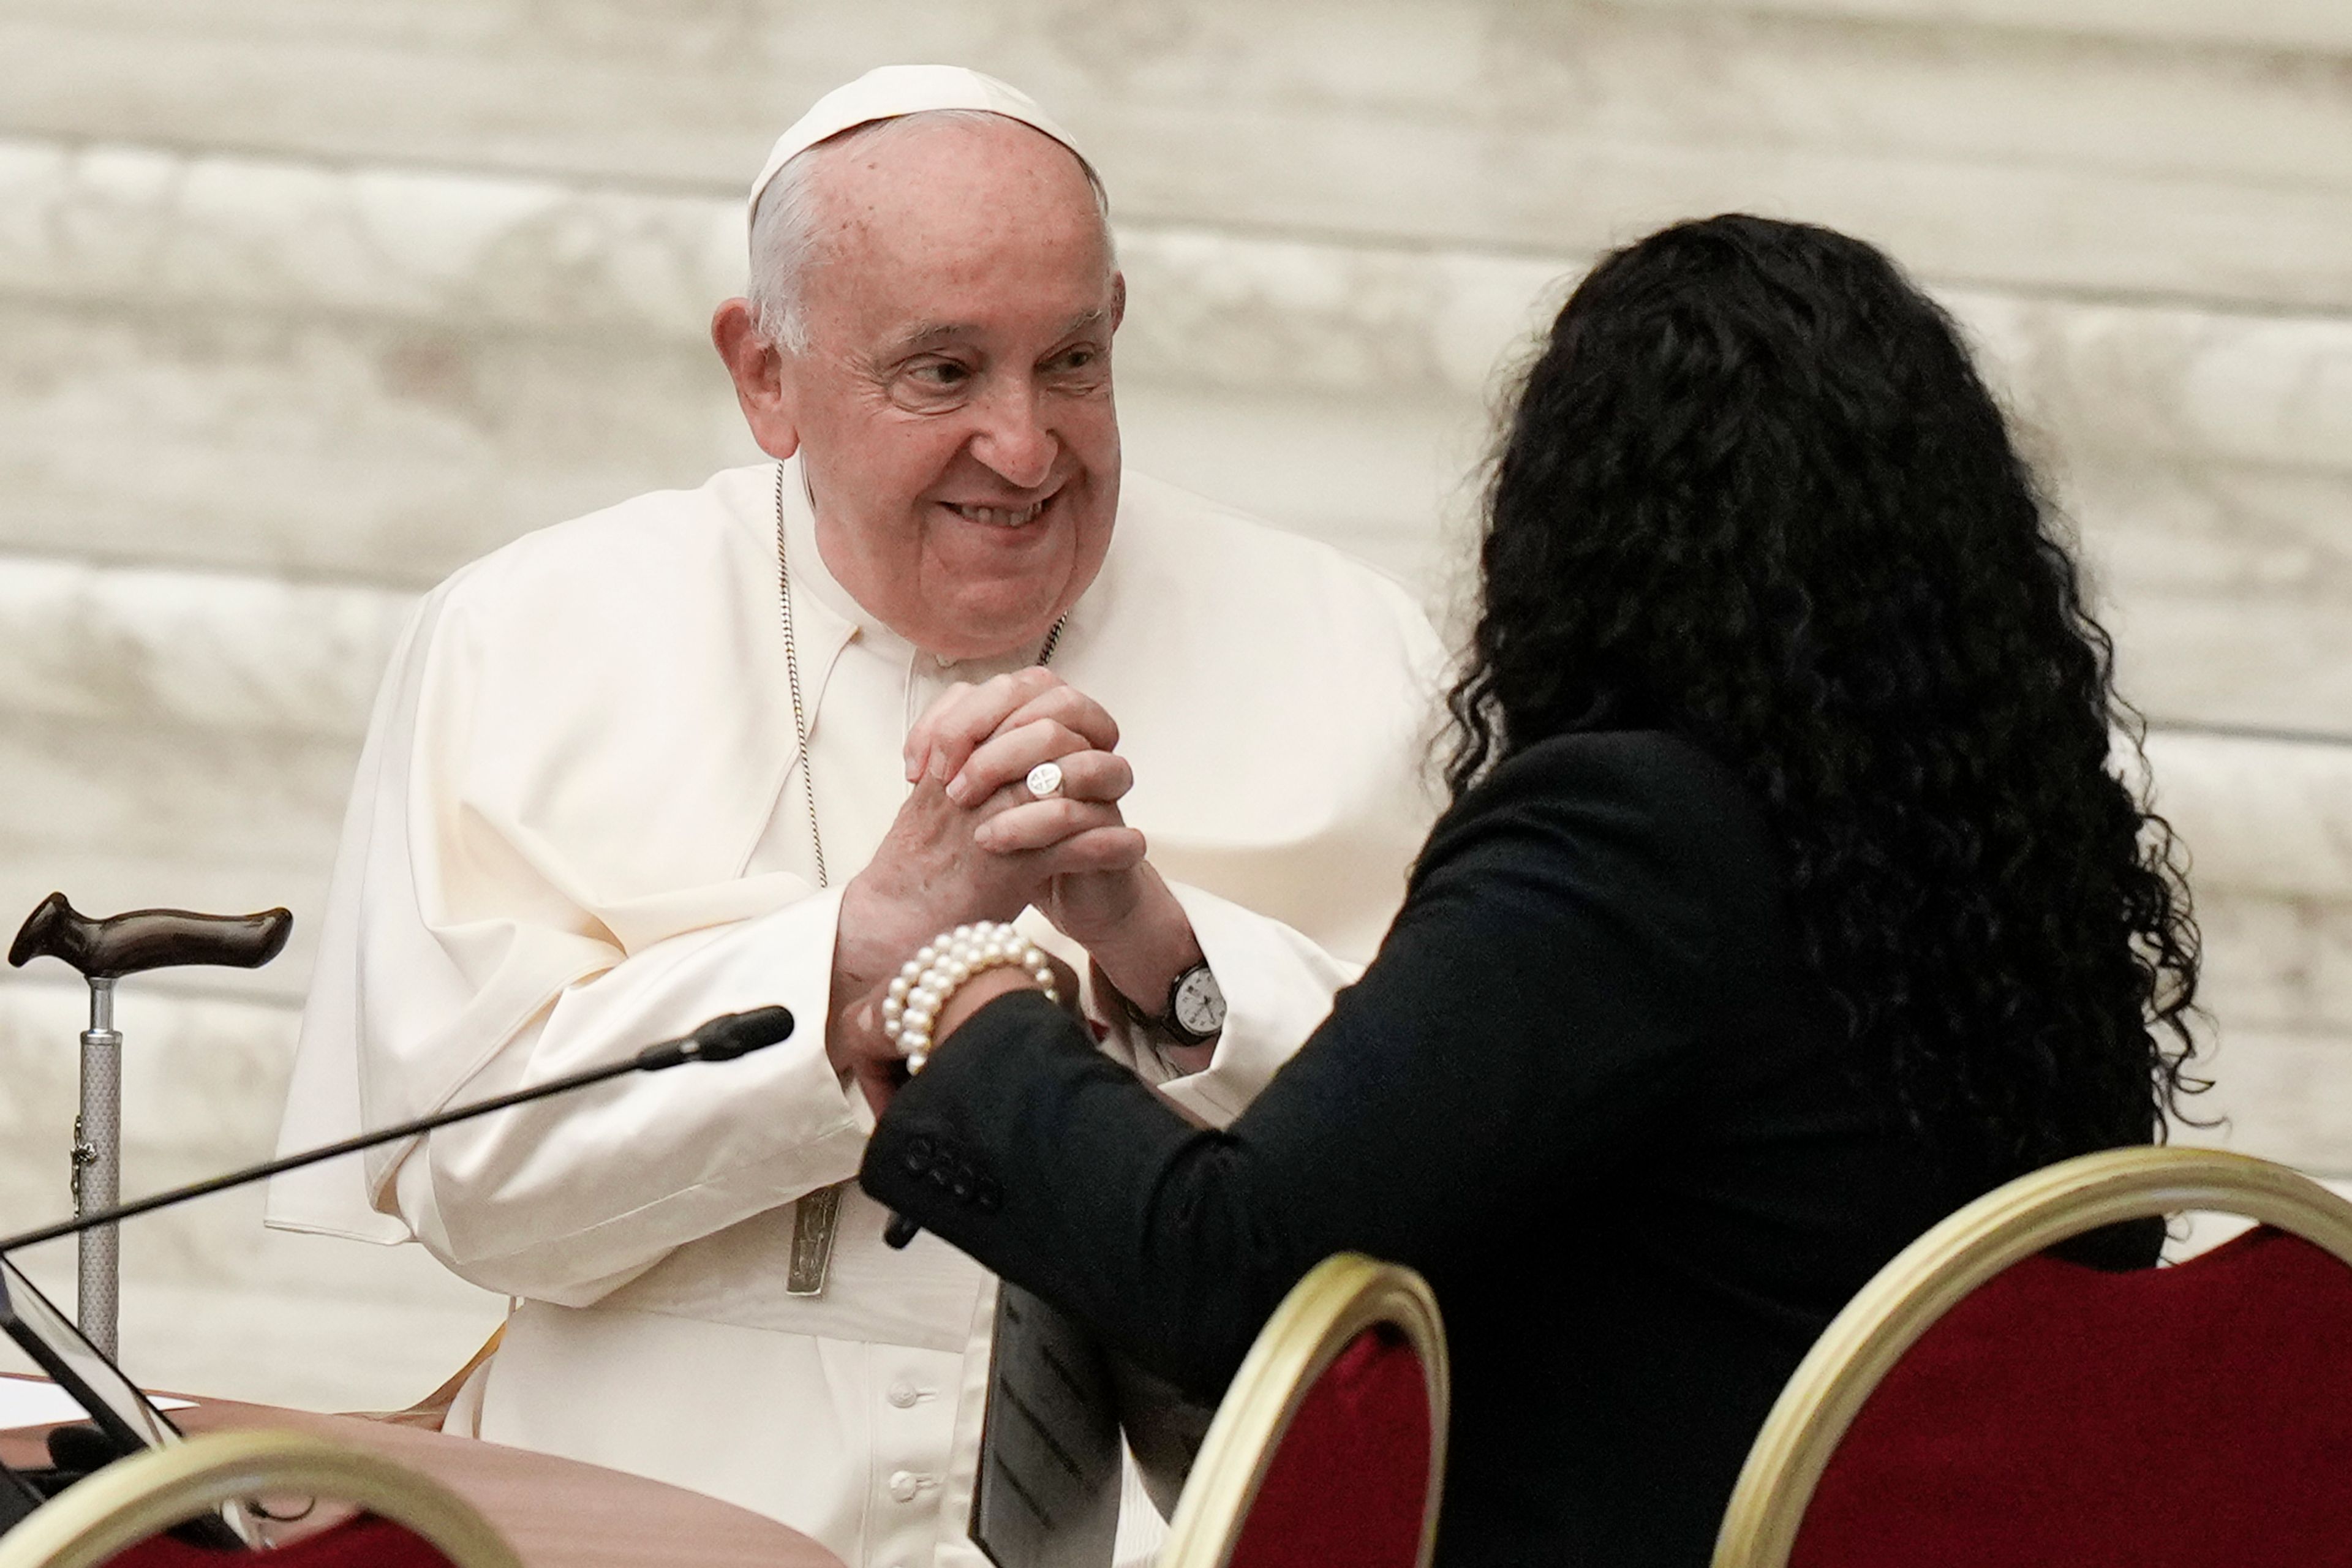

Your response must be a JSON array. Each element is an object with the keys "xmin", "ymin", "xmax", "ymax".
[{"xmin": 7, "ymin": 891, "xmax": 292, "ymax": 1358}]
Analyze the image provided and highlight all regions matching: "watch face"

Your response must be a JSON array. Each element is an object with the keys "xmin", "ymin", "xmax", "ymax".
[{"xmin": 1172, "ymin": 966, "xmax": 1226, "ymax": 1038}]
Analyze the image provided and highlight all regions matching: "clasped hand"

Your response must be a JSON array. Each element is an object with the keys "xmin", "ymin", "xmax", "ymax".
[
  {"xmin": 830, "ymin": 669, "xmax": 1164, "ymax": 1106},
  {"xmin": 908, "ymin": 667, "xmax": 1145, "ymax": 895}
]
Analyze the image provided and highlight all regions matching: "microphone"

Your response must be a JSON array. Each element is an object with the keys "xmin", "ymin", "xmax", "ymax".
[
  {"xmin": 0, "ymin": 1005, "xmax": 794, "ymax": 1256},
  {"xmin": 627, "ymin": 1006, "xmax": 796, "ymax": 1069},
  {"xmin": 45, "ymin": 1422, "xmax": 116, "ymax": 1476}
]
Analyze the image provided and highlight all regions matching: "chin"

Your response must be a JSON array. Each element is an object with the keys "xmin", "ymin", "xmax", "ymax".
[
  {"xmin": 939, "ymin": 600, "xmax": 1068, "ymax": 661},
  {"xmin": 919, "ymin": 552, "xmax": 1096, "ymax": 655}
]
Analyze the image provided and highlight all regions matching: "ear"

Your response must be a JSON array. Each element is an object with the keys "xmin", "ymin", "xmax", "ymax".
[
  {"xmin": 712, "ymin": 298, "xmax": 799, "ymax": 459},
  {"xmin": 1109, "ymin": 271, "xmax": 1127, "ymax": 334}
]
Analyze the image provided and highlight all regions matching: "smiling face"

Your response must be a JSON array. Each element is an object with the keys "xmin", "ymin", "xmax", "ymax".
[{"xmin": 744, "ymin": 115, "xmax": 1124, "ymax": 661}]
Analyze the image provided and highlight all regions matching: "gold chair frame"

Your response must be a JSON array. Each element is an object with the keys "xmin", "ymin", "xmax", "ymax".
[
  {"xmin": 1711, "ymin": 1145, "xmax": 2352, "ymax": 1568},
  {"xmin": 1159, "ymin": 1252, "xmax": 1450, "ymax": 1568},
  {"xmin": 0, "ymin": 1428, "xmax": 522, "ymax": 1568}
]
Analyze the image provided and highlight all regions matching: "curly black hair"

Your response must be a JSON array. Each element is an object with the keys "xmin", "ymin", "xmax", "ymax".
[{"xmin": 1448, "ymin": 213, "xmax": 2201, "ymax": 1189}]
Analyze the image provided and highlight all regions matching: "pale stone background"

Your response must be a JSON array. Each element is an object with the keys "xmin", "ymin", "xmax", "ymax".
[{"xmin": 0, "ymin": 0, "xmax": 2346, "ymax": 1411}]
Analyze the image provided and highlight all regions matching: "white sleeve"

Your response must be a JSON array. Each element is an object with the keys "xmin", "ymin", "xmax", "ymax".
[
  {"xmin": 1142, "ymin": 881, "xmax": 1362, "ymax": 1129},
  {"xmin": 281, "ymin": 579, "xmax": 869, "ymax": 1306},
  {"xmin": 387, "ymin": 891, "xmax": 869, "ymax": 1306}
]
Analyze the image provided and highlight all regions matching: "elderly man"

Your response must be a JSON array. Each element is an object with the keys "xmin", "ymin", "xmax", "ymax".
[{"xmin": 270, "ymin": 66, "xmax": 1441, "ymax": 1568}]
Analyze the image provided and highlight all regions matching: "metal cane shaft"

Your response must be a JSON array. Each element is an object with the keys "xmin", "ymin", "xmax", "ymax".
[{"xmin": 75, "ymin": 978, "xmax": 121, "ymax": 1359}]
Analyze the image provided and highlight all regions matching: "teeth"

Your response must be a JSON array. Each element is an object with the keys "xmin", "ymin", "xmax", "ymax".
[{"xmin": 952, "ymin": 500, "xmax": 1047, "ymax": 527}]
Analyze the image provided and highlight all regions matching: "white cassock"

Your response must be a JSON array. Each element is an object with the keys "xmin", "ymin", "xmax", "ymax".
[{"xmin": 266, "ymin": 459, "xmax": 1444, "ymax": 1567}]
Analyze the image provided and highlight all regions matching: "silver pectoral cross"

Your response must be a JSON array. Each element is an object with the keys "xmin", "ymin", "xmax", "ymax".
[{"xmin": 786, "ymin": 1181, "xmax": 845, "ymax": 1295}]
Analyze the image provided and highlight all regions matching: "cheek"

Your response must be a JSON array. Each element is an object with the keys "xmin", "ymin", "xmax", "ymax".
[
  {"xmin": 1068, "ymin": 404, "xmax": 1120, "ymax": 516},
  {"xmin": 1068, "ymin": 394, "xmax": 1120, "ymax": 463},
  {"xmin": 837, "ymin": 421, "xmax": 970, "ymax": 545},
  {"xmin": 875, "ymin": 417, "xmax": 971, "ymax": 494}
]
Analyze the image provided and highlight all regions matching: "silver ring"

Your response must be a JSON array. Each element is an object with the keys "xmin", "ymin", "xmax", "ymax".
[{"xmin": 1025, "ymin": 761, "xmax": 1065, "ymax": 799}]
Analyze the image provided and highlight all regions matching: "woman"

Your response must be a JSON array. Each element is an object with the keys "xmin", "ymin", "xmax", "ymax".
[{"xmin": 855, "ymin": 215, "xmax": 2201, "ymax": 1567}]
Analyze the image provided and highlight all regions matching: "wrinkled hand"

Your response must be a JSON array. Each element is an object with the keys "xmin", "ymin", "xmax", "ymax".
[
  {"xmin": 829, "ymin": 673, "xmax": 1145, "ymax": 1081},
  {"xmin": 903, "ymin": 671, "xmax": 1161, "ymax": 949},
  {"xmin": 905, "ymin": 672, "xmax": 1209, "ymax": 1031},
  {"xmin": 904, "ymin": 668, "xmax": 1118, "ymax": 801},
  {"xmin": 902, "ymin": 669, "xmax": 1152, "ymax": 945}
]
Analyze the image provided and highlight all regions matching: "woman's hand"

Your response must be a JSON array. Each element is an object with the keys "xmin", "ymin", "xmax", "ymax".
[{"xmin": 840, "ymin": 948, "xmax": 1082, "ymax": 1118}]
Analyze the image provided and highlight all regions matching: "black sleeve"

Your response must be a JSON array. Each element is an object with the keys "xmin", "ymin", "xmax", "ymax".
[{"xmin": 860, "ymin": 731, "xmax": 1782, "ymax": 1400}]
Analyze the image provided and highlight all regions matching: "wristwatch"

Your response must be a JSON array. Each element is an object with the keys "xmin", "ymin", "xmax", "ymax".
[{"xmin": 1163, "ymin": 962, "xmax": 1227, "ymax": 1046}]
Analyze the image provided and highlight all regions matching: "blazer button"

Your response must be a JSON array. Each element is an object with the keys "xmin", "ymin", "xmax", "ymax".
[
  {"xmin": 904, "ymin": 1136, "xmax": 934, "ymax": 1175},
  {"xmin": 949, "ymin": 1164, "xmax": 974, "ymax": 1202},
  {"xmin": 974, "ymin": 1177, "xmax": 1002, "ymax": 1213},
  {"xmin": 929, "ymin": 1164, "xmax": 954, "ymax": 1190}
]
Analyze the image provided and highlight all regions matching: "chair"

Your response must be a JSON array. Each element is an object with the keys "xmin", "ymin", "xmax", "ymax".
[
  {"xmin": 1712, "ymin": 1145, "xmax": 2352, "ymax": 1568},
  {"xmin": 1159, "ymin": 1253, "xmax": 1449, "ymax": 1568},
  {"xmin": 0, "ymin": 1428, "xmax": 521, "ymax": 1568}
]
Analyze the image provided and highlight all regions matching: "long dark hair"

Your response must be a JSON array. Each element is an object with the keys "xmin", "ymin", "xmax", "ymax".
[{"xmin": 1448, "ymin": 214, "xmax": 2200, "ymax": 1187}]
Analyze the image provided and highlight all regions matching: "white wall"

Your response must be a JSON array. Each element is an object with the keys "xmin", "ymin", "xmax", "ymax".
[{"xmin": 1, "ymin": 0, "xmax": 2346, "ymax": 1409}]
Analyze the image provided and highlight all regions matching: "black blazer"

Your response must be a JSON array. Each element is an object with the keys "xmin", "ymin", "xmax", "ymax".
[{"xmin": 863, "ymin": 730, "xmax": 1972, "ymax": 1567}]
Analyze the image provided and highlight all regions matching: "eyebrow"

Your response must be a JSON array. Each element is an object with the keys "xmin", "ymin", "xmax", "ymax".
[
  {"xmin": 881, "ymin": 308, "xmax": 1115, "ymax": 360},
  {"xmin": 884, "ymin": 323, "xmax": 973, "ymax": 356}
]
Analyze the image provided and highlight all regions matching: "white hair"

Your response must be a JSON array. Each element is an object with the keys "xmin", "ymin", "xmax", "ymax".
[{"xmin": 746, "ymin": 108, "xmax": 1115, "ymax": 355}]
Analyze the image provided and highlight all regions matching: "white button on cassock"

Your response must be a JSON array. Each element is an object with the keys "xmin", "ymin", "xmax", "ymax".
[
  {"xmin": 888, "ymin": 1471, "xmax": 921, "ymax": 1504},
  {"xmin": 887, "ymin": 1380, "xmax": 921, "ymax": 1409}
]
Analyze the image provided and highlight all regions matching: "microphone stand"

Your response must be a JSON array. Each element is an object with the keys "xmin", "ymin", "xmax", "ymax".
[{"xmin": 0, "ymin": 1005, "xmax": 794, "ymax": 1257}]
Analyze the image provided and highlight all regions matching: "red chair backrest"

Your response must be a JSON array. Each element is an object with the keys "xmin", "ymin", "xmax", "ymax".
[
  {"xmin": 102, "ymin": 1513, "xmax": 459, "ymax": 1566},
  {"xmin": 1227, "ymin": 1324, "xmax": 1434, "ymax": 1568},
  {"xmin": 1793, "ymin": 1225, "xmax": 2352, "ymax": 1567}
]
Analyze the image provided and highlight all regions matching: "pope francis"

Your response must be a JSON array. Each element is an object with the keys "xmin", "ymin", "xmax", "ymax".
[{"xmin": 268, "ymin": 66, "xmax": 1443, "ymax": 1568}]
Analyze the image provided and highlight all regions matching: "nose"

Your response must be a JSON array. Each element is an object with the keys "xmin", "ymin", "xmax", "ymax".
[{"xmin": 968, "ymin": 380, "xmax": 1057, "ymax": 492}]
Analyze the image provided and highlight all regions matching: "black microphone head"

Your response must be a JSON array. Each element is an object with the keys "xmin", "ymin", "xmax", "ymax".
[
  {"xmin": 47, "ymin": 1421, "xmax": 125, "ymax": 1475},
  {"xmin": 693, "ymin": 1005, "xmax": 795, "ymax": 1061}
]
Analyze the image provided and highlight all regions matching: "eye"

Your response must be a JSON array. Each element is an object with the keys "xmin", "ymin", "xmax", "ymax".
[
  {"xmin": 1046, "ymin": 345, "xmax": 1098, "ymax": 375},
  {"xmin": 907, "ymin": 358, "xmax": 971, "ymax": 388}
]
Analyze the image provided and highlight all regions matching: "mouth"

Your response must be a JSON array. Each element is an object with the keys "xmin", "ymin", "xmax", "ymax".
[{"xmin": 943, "ymin": 489, "xmax": 1059, "ymax": 529}]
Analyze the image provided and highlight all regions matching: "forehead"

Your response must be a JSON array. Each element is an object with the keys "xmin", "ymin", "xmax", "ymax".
[{"xmin": 801, "ymin": 117, "xmax": 1115, "ymax": 345}]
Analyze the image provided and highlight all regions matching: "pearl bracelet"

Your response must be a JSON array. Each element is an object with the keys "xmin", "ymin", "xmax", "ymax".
[{"xmin": 883, "ymin": 921, "xmax": 1060, "ymax": 1072}]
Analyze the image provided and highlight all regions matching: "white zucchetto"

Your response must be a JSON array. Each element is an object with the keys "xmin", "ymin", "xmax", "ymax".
[{"xmin": 748, "ymin": 64, "xmax": 1090, "ymax": 216}]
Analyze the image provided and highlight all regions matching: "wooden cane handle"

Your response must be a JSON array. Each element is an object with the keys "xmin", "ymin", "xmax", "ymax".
[{"xmin": 8, "ymin": 891, "xmax": 293, "ymax": 980}]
